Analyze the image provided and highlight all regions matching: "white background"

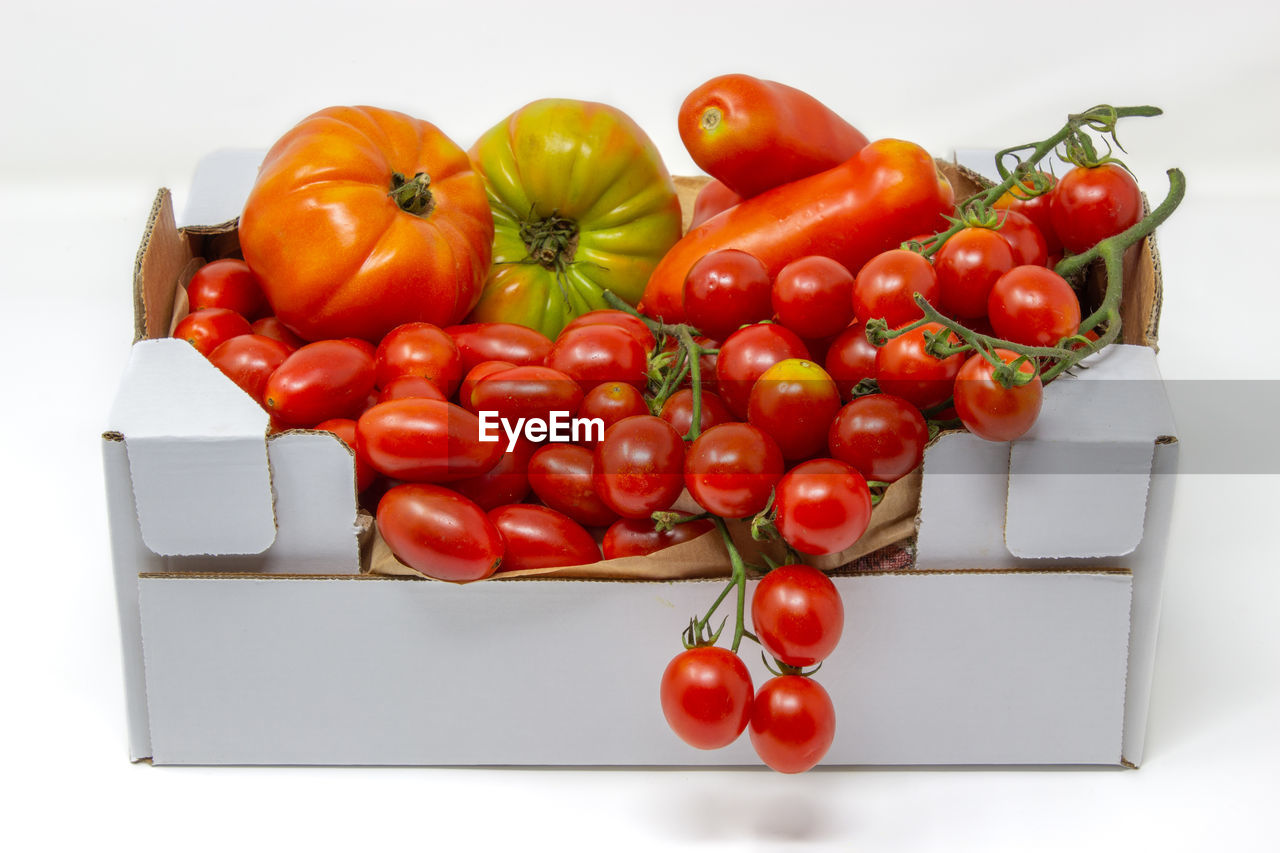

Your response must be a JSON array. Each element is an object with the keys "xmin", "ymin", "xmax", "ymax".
[{"xmin": 2, "ymin": 1, "xmax": 1279, "ymax": 850}]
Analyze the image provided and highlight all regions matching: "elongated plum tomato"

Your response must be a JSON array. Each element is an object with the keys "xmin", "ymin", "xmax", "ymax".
[
  {"xmin": 592, "ymin": 415, "xmax": 685, "ymax": 518},
  {"xmin": 444, "ymin": 322, "xmax": 554, "ymax": 373},
  {"xmin": 953, "ymin": 349, "xmax": 1043, "ymax": 442},
  {"xmin": 173, "ymin": 307, "xmax": 251, "ymax": 356},
  {"xmin": 684, "ymin": 422, "xmax": 784, "ymax": 518},
  {"xmin": 747, "ymin": 359, "xmax": 842, "ymax": 462},
  {"xmin": 749, "ymin": 675, "xmax": 836, "ymax": 773},
  {"xmin": 772, "ymin": 255, "xmax": 856, "ymax": 339},
  {"xmin": 683, "ymin": 249, "xmax": 773, "ymax": 342},
  {"xmin": 527, "ymin": 444, "xmax": 619, "ymax": 528},
  {"xmin": 264, "ymin": 339, "xmax": 376, "ymax": 428},
  {"xmin": 751, "ymin": 564, "xmax": 845, "ymax": 667},
  {"xmin": 187, "ymin": 258, "xmax": 268, "ymax": 319},
  {"xmin": 356, "ymin": 398, "xmax": 503, "ymax": 482},
  {"xmin": 207, "ymin": 333, "xmax": 292, "ymax": 407},
  {"xmin": 376, "ymin": 484, "xmax": 503, "ymax": 582},
  {"xmin": 853, "ymin": 249, "xmax": 939, "ymax": 329},
  {"xmin": 875, "ymin": 322, "xmax": 964, "ymax": 411},
  {"xmin": 602, "ymin": 516, "xmax": 716, "ymax": 559},
  {"xmin": 773, "ymin": 458, "xmax": 872, "ymax": 556},
  {"xmin": 715, "ymin": 323, "xmax": 810, "ymax": 419},
  {"xmin": 660, "ymin": 646, "xmax": 754, "ymax": 750},
  {"xmin": 987, "ymin": 265, "xmax": 1081, "ymax": 347},
  {"xmin": 374, "ymin": 322, "xmax": 463, "ymax": 396},
  {"xmin": 487, "ymin": 504, "xmax": 601, "ymax": 572},
  {"xmin": 1050, "ymin": 163, "xmax": 1143, "ymax": 254},
  {"xmin": 828, "ymin": 394, "xmax": 928, "ymax": 483}
]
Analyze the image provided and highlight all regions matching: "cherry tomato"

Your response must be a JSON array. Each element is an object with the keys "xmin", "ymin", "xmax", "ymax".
[
  {"xmin": 715, "ymin": 323, "xmax": 810, "ymax": 419},
  {"xmin": 773, "ymin": 458, "xmax": 872, "ymax": 556},
  {"xmin": 377, "ymin": 374, "xmax": 449, "ymax": 404},
  {"xmin": 751, "ymin": 564, "xmax": 845, "ymax": 667},
  {"xmin": 771, "ymin": 255, "xmax": 855, "ymax": 339},
  {"xmin": 374, "ymin": 322, "xmax": 463, "ymax": 396},
  {"xmin": 546, "ymin": 324, "xmax": 648, "ymax": 391},
  {"xmin": 660, "ymin": 646, "xmax": 753, "ymax": 750},
  {"xmin": 952, "ymin": 349, "xmax": 1043, "ymax": 442},
  {"xmin": 749, "ymin": 675, "xmax": 836, "ymax": 773},
  {"xmin": 264, "ymin": 339, "xmax": 376, "ymax": 428},
  {"xmin": 356, "ymin": 398, "xmax": 504, "ymax": 482},
  {"xmin": 444, "ymin": 322, "xmax": 554, "ymax": 373},
  {"xmin": 659, "ymin": 388, "xmax": 735, "ymax": 438},
  {"xmin": 250, "ymin": 316, "xmax": 305, "ymax": 351},
  {"xmin": 987, "ymin": 265, "xmax": 1082, "ymax": 347},
  {"xmin": 560, "ymin": 309, "xmax": 656, "ymax": 354},
  {"xmin": 601, "ymin": 516, "xmax": 716, "ymax": 559},
  {"xmin": 577, "ymin": 381, "xmax": 651, "ymax": 444},
  {"xmin": 683, "ymin": 249, "xmax": 773, "ymax": 342},
  {"xmin": 993, "ymin": 170, "xmax": 1061, "ymax": 255},
  {"xmin": 684, "ymin": 422, "xmax": 784, "ymax": 518},
  {"xmin": 187, "ymin": 258, "xmax": 268, "ymax": 319},
  {"xmin": 313, "ymin": 417, "xmax": 377, "ymax": 493},
  {"xmin": 449, "ymin": 437, "xmax": 535, "ymax": 510},
  {"xmin": 875, "ymin": 322, "xmax": 965, "ymax": 411},
  {"xmin": 747, "ymin": 358, "xmax": 842, "ymax": 461},
  {"xmin": 469, "ymin": 365, "xmax": 583, "ymax": 429},
  {"xmin": 852, "ymin": 248, "xmax": 940, "ymax": 329},
  {"xmin": 993, "ymin": 208, "xmax": 1049, "ymax": 267},
  {"xmin": 933, "ymin": 227, "xmax": 1016, "ymax": 320},
  {"xmin": 689, "ymin": 179, "xmax": 744, "ymax": 229},
  {"xmin": 828, "ymin": 394, "xmax": 928, "ymax": 483},
  {"xmin": 527, "ymin": 444, "xmax": 619, "ymax": 528},
  {"xmin": 207, "ymin": 333, "xmax": 292, "ymax": 407},
  {"xmin": 824, "ymin": 322, "xmax": 878, "ymax": 402},
  {"xmin": 592, "ymin": 415, "xmax": 685, "ymax": 518},
  {"xmin": 173, "ymin": 307, "xmax": 251, "ymax": 356},
  {"xmin": 376, "ymin": 484, "xmax": 504, "ymax": 582},
  {"xmin": 488, "ymin": 504, "xmax": 601, "ymax": 572},
  {"xmin": 1050, "ymin": 163, "xmax": 1143, "ymax": 254}
]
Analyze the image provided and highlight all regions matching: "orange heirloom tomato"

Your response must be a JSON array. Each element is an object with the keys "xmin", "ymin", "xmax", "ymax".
[{"xmin": 239, "ymin": 106, "xmax": 494, "ymax": 343}]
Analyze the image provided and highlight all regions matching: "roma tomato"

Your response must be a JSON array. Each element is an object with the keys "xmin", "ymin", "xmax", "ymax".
[
  {"xmin": 661, "ymin": 646, "xmax": 753, "ymax": 751},
  {"xmin": 377, "ymin": 484, "xmax": 503, "ymax": 582},
  {"xmin": 356, "ymin": 398, "xmax": 504, "ymax": 482},
  {"xmin": 187, "ymin": 258, "xmax": 268, "ymax": 319},
  {"xmin": 264, "ymin": 339, "xmax": 376, "ymax": 428},
  {"xmin": 715, "ymin": 323, "xmax": 810, "ymax": 419},
  {"xmin": 773, "ymin": 458, "xmax": 872, "ymax": 556},
  {"xmin": 993, "ymin": 208, "xmax": 1049, "ymax": 267},
  {"xmin": 560, "ymin": 309, "xmax": 656, "ymax": 355},
  {"xmin": 374, "ymin": 322, "xmax": 463, "ymax": 395},
  {"xmin": 953, "ymin": 349, "xmax": 1043, "ymax": 442},
  {"xmin": 488, "ymin": 504, "xmax": 601, "ymax": 572},
  {"xmin": 933, "ymin": 227, "xmax": 1016, "ymax": 320},
  {"xmin": 468, "ymin": 99, "xmax": 682, "ymax": 337},
  {"xmin": 824, "ymin": 322, "xmax": 878, "ymax": 402},
  {"xmin": 684, "ymin": 422, "xmax": 784, "ymax": 518},
  {"xmin": 751, "ymin": 564, "xmax": 844, "ymax": 667},
  {"xmin": 469, "ymin": 365, "xmax": 584, "ymax": 428},
  {"xmin": 173, "ymin": 307, "xmax": 251, "ymax": 356},
  {"xmin": 602, "ymin": 516, "xmax": 716, "ymax": 559},
  {"xmin": 527, "ymin": 444, "xmax": 619, "ymax": 528},
  {"xmin": 448, "ymin": 437, "xmax": 535, "ymax": 510},
  {"xmin": 207, "ymin": 333, "xmax": 292, "ymax": 407},
  {"xmin": 1050, "ymin": 163, "xmax": 1143, "ymax": 254},
  {"xmin": 772, "ymin": 256, "xmax": 856, "ymax": 339},
  {"xmin": 659, "ymin": 388, "xmax": 735, "ymax": 438},
  {"xmin": 444, "ymin": 322, "xmax": 554, "ymax": 373},
  {"xmin": 689, "ymin": 179, "xmax": 744, "ymax": 229},
  {"xmin": 239, "ymin": 106, "xmax": 493, "ymax": 342},
  {"xmin": 987, "ymin": 265, "xmax": 1082, "ymax": 347},
  {"xmin": 852, "ymin": 249, "xmax": 939, "ymax": 329},
  {"xmin": 313, "ymin": 417, "xmax": 377, "ymax": 493},
  {"xmin": 592, "ymin": 415, "xmax": 685, "ymax": 518},
  {"xmin": 683, "ymin": 249, "xmax": 773, "ymax": 342},
  {"xmin": 749, "ymin": 675, "xmax": 836, "ymax": 773},
  {"xmin": 747, "ymin": 359, "xmax": 842, "ymax": 462},
  {"xmin": 875, "ymin": 322, "xmax": 965, "ymax": 411},
  {"xmin": 828, "ymin": 393, "xmax": 928, "ymax": 483},
  {"xmin": 577, "ymin": 381, "xmax": 651, "ymax": 443}
]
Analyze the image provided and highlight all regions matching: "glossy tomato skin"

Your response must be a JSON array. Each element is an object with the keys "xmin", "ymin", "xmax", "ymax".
[
  {"xmin": 993, "ymin": 209, "xmax": 1049, "ymax": 267},
  {"xmin": 715, "ymin": 323, "xmax": 810, "ymax": 419},
  {"xmin": 751, "ymin": 565, "xmax": 845, "ymax": 666},
  {"xmin": 577, "ymin": 382, "xmax": 651, "ymax": 444},
  {"xmin": 683, "ymin": 249, "xmax": 773, "ymax": 342},
  {"xmin": 660, "ymin": 646, "xmax": 754, "ymax": 750},
  {"xmin": 314, "ymin": 417, "xmax": 377, "ymax": 493},
  {"xmin": 561, "ymin": 309, "xmax": 656, "ymax": 354},
  {"xmin": 173, "ymin": 307, "xmax": 252, "ymax": 356},
  {"xmin": 469, "ymin": 365, "xmax": 584, "ymax": 427},
  {"xmin": 772, "ymin": 255, "xmax": 856, "ymax": 339},
  {"xmin": 1050, "ymin": 163, "xmax": 1143, "ymax": 254},
  {"xmin": 240, "ymin": 106, "xmax": 493, "ymax": 342},
  {"xmin": 444, "ymin": 322, "xmax": 554, "ymax": 373},
  {"xmin": 749, "ymin": 676, "xmax": 836, "ymax": 773},
  {"xmin": 689, "ymin": 179, "xmax": 744, "ymax": 228},
  {"xmin": 356, "ymin": 398, "xmax": 504, "ymax": 482},
  {"xmin": 527, "ymin": 444, "xmax": 619, "ymax": 528},
  {"xmin": 773, "ymin": 458, "xmax": 872, "ymax": 556},
  {"xmin": 546, "ymin": 324, "xmax": 648, "ymax": 391},
  {"xmin": 488, "ymin": 504, "xmax": 601, "ymax": 572},
  {"xmin": 953, "ymin": 349, "xmax": 1043, "ymax": 442},
  {"xmin": 449, "ymin": 437, "xmax": 535, "ymax": 510},
  {"xmin": 376, "ymin": 484, "xmax": 503, "ymax": 582},
  {"xmin": 602, "ymin": 517, "xmax": 716, "ymax": 559},
  {"xmin": 593, "ymin": 415, "xmax": 686, "ymax": 518},
  {"xmin": 853, "ymin": 249, "xmax": 940, "ymax": 329},
  {"xmin": 678, "ymin": 73, "xmax": 869, "ymax": 198},
  {"xmin": 207, "ymin": 333, "xmax": 292, "ymax": 407},
  {"xmin": 934, "ymin": 227, "xmax": 1016, "ymax": 320},
  {"xmin": 187, "ymin": 258, "xmax": 268, "ymax": 319},
  {"xmin": 988, "ymin": 266, "xmax": 1082, "ymax": 347},
  {"xmin": 374, "ymin": 322, "xmax": 463, "ymax": 396},
  {"xmin": 264, "ymin": 339, "xmax": 377, "ymax": 428},
  {"xmin": 875, "ymin": 322, "xmax": 965, "ymax": 411},
  {"xmin": 824, "ymin": 322, "xmax": 879, "ymax": 402},
  {"xmin": 828, "ymin": 394, "xmax": 928, "ymax": 483},
  {"xmin": 659, "ymin": 388, "xmax": 735, "ymax": 438},
  {"xmin": 747, "ymin": 359, "xmax": 842, "ymax": 462},
  {"xmin": 684, "ymin": 422, "xmax": 785, "ymax": 518}
]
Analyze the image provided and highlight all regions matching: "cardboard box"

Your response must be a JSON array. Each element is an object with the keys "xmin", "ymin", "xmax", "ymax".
[{"xmin": 104, "ymin": 156, "xmax": 1178, "ymax": 767}]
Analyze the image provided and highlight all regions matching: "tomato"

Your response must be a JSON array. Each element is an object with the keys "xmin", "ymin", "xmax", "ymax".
[
  {"xmin": 875, "ymin": 322, "xmax": 965, "ymax": 410},
  {"xmin": 682, "ymin": 249, "xmax": 773, "ymax": 342},
  {"xmin": 749, "ymin": 675, "xmax": 836, "ymax": 773},
  {"xmin": 577, "ymin": 381, "xmax": 651, "ymax": 443},
  {"xmin": 772, "ymin": 256, "xmax": 856, "ymax": 339},
  {"xmin": 659, "ymin": 388, "xmax": 735, "ymax": 438},
  {"xmin": 828, "ymin": 394, "xmax": 928, "ymax": 483},
  {"xmin": 1050, "ymin": 163, "xmax": 1143, "ymax": 254},
  {"xmin": 824, "ymin": 322, "xmax": 878, "ymax": 402},
  {"xmin": 264, "ymin": 339, "xmax": 376, "ymax": 428},
  {"xmin": 356, "ymin": 398, "xmax": 504, "ymax": 482},
  {"xmin": 313, "ymin": 417, "xmax": 377, "ymax": 493},
  {"xmin": 853, "ymin": 249, "xmax": 939, "ymax": 329},
  {"xmin": 678, "ymin": 73, "xmax": 869, "ymax": 198},
  {"xmin": 751, "ymin": 564, "xmax": 845, "ymax": 667},
  {"xmin": 993, "ymin": 208, "xmax": 1049, "ymax": 267},
  {"xmin": 660, "ymin": 646, "xmax": 754, "ymax": 750},
  {"xmin": 747, "ymin": 359, "xmax": 842, "ymax": 462},
  {"xmin": 378, "ymin": 374, "xmax": 448, "ymax": 404},
  {"xmin": 207, "ymin": 333, "xmax": 292, "ymax": 407},
  {"xmin": 993, "ymin": 170, "xmax": 1061, "ymax": 255},
  {"xmin": 449, "ymin": 437, "xmax": 535, "ymax": 511},
  {"xmin": 715, "ymin": 323, "xmax": 810, "ymax": 419},
  {"xmin": 641, "ymin": 139, "xmax": 954, "ymax": 324},
  {"xmin": 376, "ymin": 484, "xmax": 503, "ymax": 582},
  {"xmin": 987, "ymin": 265, "xmax": 1082, "ymax": 347},
  {"xmin": 250, "ymin": 316, "xmax": 305, "ymax": 351},
  {"xmin": 457, "ymin": 360, "xmax": 517, "ymax": 410},
  {"xmin": 560, "ymin": 309, "xmax": 657, "ymax": 355},
  {"xmin": 444, "ymin": 322, "xmax": 554, "ymax": 373},
  {"xmin": 592, "ymin": 415, "xmax": 686, "ymax": 519},
  {"xmin": 684, "ymin": 422, "xmax": 785, "ymax": 518},
  {"xmin": 239, "ymin": 106, "xmax": 493, "ymax": 342},
  {"xmin": 173, "ymin": 307, "xmax": 251, "ymax": 356},
  {"xmin": 467, "ymin": 99, "xmax": 682, "ymax": 337},
  {"xmin": 953, "ymin": 349, "xmax": 1043, "ymax": 442},
  {"xmin": 468, "ymin": 365, "xmax": 584, "ymax": 428},
  {"xmin": 689, "ymin": 179, "xmax": 744, "ymax": 229},
  {"xmin": 488, "ymin": 504, "xmax": 601, "ymax": 572},
  {"xmin": 601, "ymin": 516, "xmax": 716, "ymax": 559},
  {"xmin": 546, "ymin": 324, "xmax": 648, "ymax": 392},
  {"xmin": 773, "ymin": 458, "xmax": 872, "ymax": 556},
  {"xmin": 527, "ymin": 444, "xmax": 619, "ymax": 528},
  {"xmin": 933, "ymin": 227, "xmax": 1016, "ymax": 320}
]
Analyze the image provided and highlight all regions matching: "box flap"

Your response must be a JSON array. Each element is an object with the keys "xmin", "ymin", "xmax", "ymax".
[{"xmin": 107, "ymin": 338, "xmax": 276, "ymax": 556}]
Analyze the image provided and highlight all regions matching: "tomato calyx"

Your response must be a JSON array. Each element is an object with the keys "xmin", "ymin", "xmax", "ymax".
[{"xmin": 387, "ymin": 171, "xmax": 435, "ymax": 217}]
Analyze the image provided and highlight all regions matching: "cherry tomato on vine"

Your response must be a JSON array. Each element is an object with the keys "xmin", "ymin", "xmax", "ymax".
[
  {"xmin": 773, "ymin": 458, "xmax": 872, "ymax": 556},
  {"xmin": 684, "ymin": 422, "xmax": 784, "ymax": 518},
  {"xmin": 528, "ymin": 443, "xmax": 620, "ymax": 528},
  {"xmin": 376, "ymin": 484, "xmax": 504, "ymax": 582},
  {"xmin": 173, "ymin": 307, "xmax": 251, "ymax": 356},
  {"xmin": 207, "ymin": 333, "xmax": 292, "ymax": 407},
  {"xmin": 751, "ymin": 564, "xmax": 845, "ymax": 667},
  {"xmin": 547, "ymin": 324, "xmax": 648, "ymax": 391},
  {"xmin": 264, "ymin": 339, "xmax": 377, "ymax": 428},
  {"xmin": 1050, "ymin": 163, "xmax": 1143, "ymax": 254},
  {"xmin": 772, "ymin": 255, "xmax": 855, "ymax": 339},
  {"xmin": 715, "ymin": 323, "xmax": 810, "ymax": 419},
  {"xmin": 747, "ymin": 358, "xmax": 842, "ymax": 462},
  {"xmin": 952, "ymin": 349, "xmax": 1043, "ymax": 442},
  {"xmin": 853, "ymin": 248, "xmax": 939, "ymax": 329},
  {"xmin": 187, "ymin": 258, "xmax": 268, "ymax": 320},
  {"xmin": 374, "ymin": 322, "xmax": 463, "ymax": 396},
  {"xmin": 993, "ymin": 208, "xmax": 1049, "ymax": 268},
  {"xmin": 933, "ymin": 227, "xmax": 1016, "ymax": 320},
  {"xmin": 683, "ymin": 249, "xmax": 773, "ymax": 342},
  {"xmin": 827, "ymin": 393, "xmax": 928, "ymax": 483},
  {"xmin": 824, "ymin": 322, "xmax": 878, "ymax": 402},
  {"xmin": 749, "ymin": 675, "xmax": 836, "ymax": 773},
  {"xmin": 592, "ymin": 415, "xmax": 685, "ymax": 518},
  {"xmin": 659, "ymin": 388, "xmax": 735, "ymax": 437},
  {"xmin": 601, "ymin": 516, "xmax": 716, "ymax": 559},
  {"xmin": 874, "ymin": 322, "xmax": 965, "ymax": 411},
  {"xmin": 488, "ymin": 504, "xmax": 602, "ymax": 572},
  {"xmin": 660, "ymin": 646, "xmax": 754, "ymax": 750},
  {"xmin": 987, "ymin": 265, "xmax": 1082, "ymax": 347}
]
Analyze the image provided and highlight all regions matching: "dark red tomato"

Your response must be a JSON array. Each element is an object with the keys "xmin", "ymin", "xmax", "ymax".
[
  {"xmin": 933, "ymin": 227, "xmax": 1016, "ymax": 320},
  {"xmin": 527, "ymin": 444, "xmax": 619, "ymax": 528},
  {"xmin": 264, "ymin": 339, "xmax": 376, "ymax": 428},
  {"xmin": 993, "ymin": 208, "xmax": 1049, "ymax": 267},
  {"xmin": 449, "ymin": 437, "xmax": 535, "ymax": 510},
  {"xmin": 771, "ymin": 255, "xmax": 856, "ymax": 339},
  {"xmin": 684, "ymin": 422, "xmax": 784, "ymax": 518},
  {"xmin": 749, "ymin": 675, "xmax": 836, "ymax": 773},
  {"xmin": 683, "ymin": 249, "xmax": 773, "ymax": 342},
  {"xmin": 993, "ymin": 170, "xmax": 1061, "ymax": 255},
  {"xmin": 689, "ymin": 179, "xmax": 745, "ymax": 229},
  {"xmin": 828, "ymin": 393, "xmax": 928, "ymax": 483},
  {"xmin": 577, "ymin": 381, "xmax": 651, "ymax": 444},
  {"xmin": 356, "ymin": 398, "xmax": 504, "ymax": 482},
  {"xmin": 773, "ymin": 458, "xmax": 872, "ymax": 556},
  {"xmin": 458, "ymin": 360, "xmax": 519, "ymax": 410},
  {"xmin": 824, "ymin": 322, "xmax": 878, "ymax": 402},
  {"xmin": 660, "ymin": 646, "xmax": 754, "ymax": 750},
  {"xmin": 377, "ymin": 484, "xmax": 503, "ymax": 582},
  {"xmin": 988, "ymin": 265, "xmax": 1082, "ymax": 347},
  {"xmin": 601, "ymin": 516, "xmax": 716, "ymax": 559},
  {"xmin": 747, "ymin": 358, "xmax": 842, "ymax": 461},
  {"xmin": 173, "ymin": 307, "xmax": 252, "ymax": 356},
  {"xmin": 561, "ymin": 309, "xmax": 656, "ymax": 354},
  {"xmin": 751, "ymin": 564, "xmax": 845, "ymax": 666},
  {"xmin": 659, "ymin": 388, "xmax": 735, "ymax": 438},
  {"xmin": 1050, "ymin": 163, "xmax": 1143, "ymax": 254},
  {"xmin": 853, "ymin": 248, "xmax": 940, "ymax": 329},
  {"xmin": 875, "ymin": 322, "xmax": 965, "ymax": 410},
  {"xmin": 444, "ymin": 322, "xmax": 554, "ymax": 373},
  {"xmin": 546, "ymin": 324, "xmax": 648, "ymax": 391},
  {"xmin": 187, "ymin": 258, "xmax": 268, "ymax": 320},
  {"xmin": 953, "ymin": 349, "xmax": 1043, "ymax": 442},
  {"xmin": 377, "ymin": 374, "xmax": 449, "ymax": 404},
  {"xmin": 593, "ymin": 415, "xmax": 685, "ymax": 518},
  {"xmin": 715, "ymin": 323, "xmax": 810, "ymax": 419},
  {"xmin": 469, "ymin": 365, "xmax": 584, "ymax": 429},
  {"xmin": 313, "ymin": 417, "xmax": 377, "ymax": 493},
  {"xmin": 250, "ymin": 316, "xmax": 305, "ymax": 351},
  {"xmin": 488, "ymin": 504, "xmax": 601, "ymax": 572},
  {"xmin": 207, "ymin": 333, "xmax": 292, "ymax": 407},
  {"xmin": 374, "ymin": 322, "xmax": 463, "ymax": 396}
]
